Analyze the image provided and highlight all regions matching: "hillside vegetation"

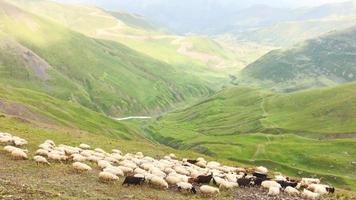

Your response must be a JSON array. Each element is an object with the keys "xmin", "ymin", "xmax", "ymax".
[
  {"xmin": 241, "ymin": 26, "xmax": 356, "ymax": 92},
  {"xmin": 8, "ymin": 0, "xmax": 271, "ymax": 74},
  {"xmin": 148, "ymin": 83, "xmax": 356, "ymax": 189},
  {"xmin": 0, "ymin": 0, "xmax": 216, "ymax": 116}
]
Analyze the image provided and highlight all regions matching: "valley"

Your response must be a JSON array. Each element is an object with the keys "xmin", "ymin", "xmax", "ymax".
[{"xmin": 0, "ymin": 0, "xmax": 356, "ymax": 199}]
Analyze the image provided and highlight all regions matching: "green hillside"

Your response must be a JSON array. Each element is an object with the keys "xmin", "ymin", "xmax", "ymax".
[
  {"xmin": 0, "ymin": 0, "xmax": 215, "ymax": 116},
  {"xmin": 8, "ymin": 0, "xmax": 270, "ymax": 75},
  {"xmin": 234, "ymin": 15, "xmax": 356, "ymax": 47},
  {"xmin": 148, "ymin": 83, "xmax": 356, "ymax": 189},
  {"xmin": 241, "ymin": 26, "xmax": 356, "ymax": 92}
]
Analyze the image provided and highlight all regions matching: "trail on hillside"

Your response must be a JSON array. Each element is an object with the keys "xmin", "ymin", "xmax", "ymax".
[{"xmin": 114, "ymin": 116, "xmax": 152, "ymax": 121}]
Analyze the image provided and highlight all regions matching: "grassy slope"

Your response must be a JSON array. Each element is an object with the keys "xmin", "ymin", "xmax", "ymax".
[
  {"xmin": 9, "ymin": 0, "xmax": 271, "ymax": 77},
  {"xmin": 148, "ymin": 83, "xmax": 356, "ymax": 189},
  {"xmin": 241, "ymin": 26, "xmax": 356, "ymax": 92},
  {"xmin": 0, "ymin": 0, "xmax": 214, "ymax": 116},
  {"xmin": 234, "ymin": 15, "xmax": 356, "ymax": 47},
  {"xmin": 0, "ymin": 87, "xmax": 353, "ymax": 199}
]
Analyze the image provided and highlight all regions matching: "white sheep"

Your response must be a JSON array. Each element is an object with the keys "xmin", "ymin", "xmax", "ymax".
[
  {"xmin": 308, "ymin": 184, "xmax": 328, "ymax": 195},
  {"xmin": 11, "ymin": 149, "xmax": 28, "ymax": 160},
  {"xmin": 134, "ymin": 167, "xmax": 147, "ymax": 175},
  {"xmin": 118, "ymin": 166, "xmax": 133, "ymax": 174},
  {"xmin": 169, "ymin": 153, "xmax": 177, "ymax": 159},
  {"xmin": 166, "ymin": 175, "xmax": 181, "ymax": 185},
  {"xmin": 112, "ymin": 149, "xmax": 122, "ymax": 154},
  {"xmin": 4, "ymin": 145, "xmax": 19, "ymax": 153},
  {"xmin": 72, "ymin": 154, "xmax": 87, "ymax": 162},
  {"xmin": 302, "ymin": 189, "xmax": 320, "ymax": 200},
  {"xmin": 255, "ymin": 166, "xmax": 268, "ymax": 174},
  {"xmin": 79, "ymin": 143, "xmax": 91, "ymax": 149},
  {"xmin": 99, "ymin": 171, "xmax": 119, "ymax": 183},
  {"xmin": 219, "ymin": 180, "xmax": 238, "ymax": 190},
  {"xmin": 149, "ymin": 176, "xmax": 168, "ymax": 189},
  {"xmin": 301, "ymin": 178, "xmax": 320, "ymax": 186},
  {"xmin": 262, "ymin": 181, "xmax": 281, "ymax": 189},
  {"xmin": 97, "ymin": 160, "xmax": 111, "ymax": 169},
  {"xmin": 73, "ymin": 162, "xmax": 92, "ymax": 172},
  {"xmin": 103, "ymin": 166, "xmax": 124, "ymax": 177},
  {"xmin": 268, "ymin": 186, "xmax": 280, "ymax": 196},
  {"xmin": 285, "ymin": 186, "xmax": 300, "ymax": 196},
  {"xmin": 13, "ymin": 138, "xmax": 28, "ymax": 146},
  {"xmin": 177, "ymin": 182, "xmax": 194, "ymax": 193},
  {"xmin": 34, "ymin": 155, "xmax": 50, "ymax": 165},
  {"xmin": 35, "ymin": 149, "xmax": 49, "ymax": 156},
  {"xmin": 199, "ymin": 185, "xmax": 219, "ymax": 196}
]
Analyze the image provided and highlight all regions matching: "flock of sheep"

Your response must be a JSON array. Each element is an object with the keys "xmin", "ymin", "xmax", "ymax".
[{"xmin": 1, "ymin": 132, "xmax": 335, "ymax": 199}]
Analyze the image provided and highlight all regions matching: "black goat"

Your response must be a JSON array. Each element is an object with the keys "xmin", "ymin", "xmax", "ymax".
[
  {"xmin": 122, "ymin": 176, "xmax": 145, "ymax": 186},
  {"xmin": 276, "ymin": 180, "xmax": 298, "ymax": 189},
  {"xmin": 326, "ymin": 187, "xmax": 335, "ymax": 194},
  {"xmin": 195, "ymin": 173, "xmax": 213, "ymax": 184},
  {"xmin": 252, "ymin": 172, "xmax": 267, "ymax": 179},
  {"xmin": 253, "ymin": 177, "xmax": 271, "ymax": 186},
  {"xmin": 187, "ymin": 159, "xmax": 198, "ymax": 164},
  {"xmin": 237, "ymin": 178, "xmax": 253, "ymax": 187}
]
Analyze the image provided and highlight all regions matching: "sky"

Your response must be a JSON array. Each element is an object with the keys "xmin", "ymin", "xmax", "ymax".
[{"xmin": 58, "ymin": 0, "xmax": 351, "ymax": 9}]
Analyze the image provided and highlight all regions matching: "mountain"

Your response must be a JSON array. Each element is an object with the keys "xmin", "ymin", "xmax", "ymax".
[
  {"xmin": 240, "ymin": 26, "xmax": 356, "ymax": 92},
  {"xmin": 9, "ymin": 0, "xmax": 266, "ymax": 78},
  {"xmin": 0, "ymin": 0, "xmax": 217, "ymax": 116},
  {"xmin": 148, "ymin": 83, "xmax": 356, "ymax": 189}
]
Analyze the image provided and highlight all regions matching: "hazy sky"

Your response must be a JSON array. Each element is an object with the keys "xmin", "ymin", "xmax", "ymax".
[{"xmin": 58, "ymin": 0, "xmax": 352, "ymax": 9}]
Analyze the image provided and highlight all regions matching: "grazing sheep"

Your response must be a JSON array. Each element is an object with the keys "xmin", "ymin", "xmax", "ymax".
[
  {"xmin": 302, "ymin": 189, "xmax": 320, "ymax": 200},
  {"xmin": 166, "ymin": 175, "xmax": 181, "ymax": 185},
  {"xmin": 212, "ymin": 176, "xmax": 225, "ymax": 186},
  {"xmin": 268, "ymin": 186, "xmax": 280, "ymax": 196},
  {"xmin": 103, "ymin": 166, "xmax": 124, "ymax": 177},
  {"xmin": 174, "ymin": 166, "xmax": 190, "ymax": 176},
  {"xmin": 4, "ymin": 145, "xmax": 19, "ymax": 153},
  {"xmin": 219, "ymin": 180, "xmax": 238, "ymax": 190},
  {"xmin": 34, "ymin": 156, "xmax": 50, "ymax": 165},
  {"xmin": 95, "ymin": 148, "xmax": 106, "ymax": 154},
  {"xmin": 112, "ymin": 149, "xmax": 122, "ymax": 154},
  {"xmin": 73, "ymin": 162, "xmax": 92, "ymax": 172},
  {"xmin": 11, "ymin": 149, "xmax": 28, "ymax": 160},
  {"xmin": 308, "ymin": 184, "xmax": 332, "ymax": 195},
  {"xmin": 301, "ymin": 178, "xmax": 320, "ymax": 186},
  {"xmin": 48, "ymin": 153, "xmax": 63, "ymax": 162},
  {"xmin": 261, "ymin": 181, "xmax": 281, "ymax": 189},
  {"xmin": 35, "ymin": 149, "xmax": 49, "ymax": 156},
  {"xmin": 177, "ymin": 182, "xmax": 196, "ymax": 194},
  {"xmin": 150, "ymin": 176, "xmax": 169, "ymax": 189},
  {"xmin": 79, "ymin": 143, "xmax": 91, "ymax": 150},
  {"xmin": 97, "ymin": 160, "xmax": 111, "ymax": 169},
  {"xmin": 134, "ymin": 168, "xmax": 147, "ymax": 175},
  {"xmin": 123, "ymin": 176, "xmax": 145, "ymax": 186},
  {"xmin": 149, "ymin": 167, "xmax": 166, "ymax": 178},
  {"xmin": 255, "ymin": 166, "xmax": 268, "ymax": 174},
  {"xmin": 99, "ymin": 171, "xmax": 119, "ymax": 183},
  {"xmin": 195, "ymin": 160, "xmax": 207, "ymax": 168},
  {"xmin": 285, "ymin": 186, "xmax": 300, "ymax": 196},
  {"xmin": 71, "ymin": 154, "xmax": 87, "ymax": 162},
  {"xmin": 13, "ymin": 138, "xmax": 28, "ymax": 146},
  {"xmin": 169, "ymin": 153, "xmax": 177, "ymax": 159},
  {"xmin": 199, "ymin": 185, "xmax": 219, "ymax": 196},
  {"xmin": 118, "ymin": 166, "xmax": 133, "ymax": 174}
]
